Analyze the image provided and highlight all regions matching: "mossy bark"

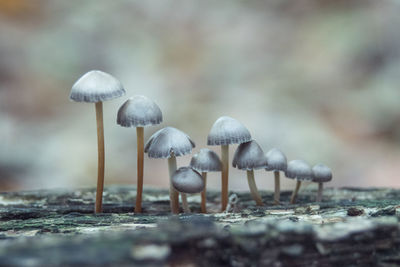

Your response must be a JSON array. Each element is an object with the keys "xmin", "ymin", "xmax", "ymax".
[{"xmin": 0, "ymin": 186, "xmax": 399, "ymax": 266}]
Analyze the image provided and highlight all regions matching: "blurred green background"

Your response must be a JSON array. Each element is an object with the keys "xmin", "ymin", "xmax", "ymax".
[{"xmin": 1, "ymin": 0, "xmax": 400, "ymax": 192}]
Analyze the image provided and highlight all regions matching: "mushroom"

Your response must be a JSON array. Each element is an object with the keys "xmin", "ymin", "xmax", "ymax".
[
  {"xmin": 207, "ymin": 116, "xmax": 251, "ymax": 211},
  {"xmin": 265, "ymin": 148, "xmax": 287, "ymax": 205},
  {"xmin": 172, "ymin": 167, "xmax": 205, "ymax": 213},
  {"xmin": 285, "ymin": 160, "xmax": 313, "ymax": 204},
  {"xmin": 312, "ymin": 164, "xmax": 332, "ymax": 202},
  {"xmin": 117, "ymin": 95, "xmax": 163, "ymax": 213},
  {"xmin": 70, "ymin": 70, "xmax": 125, "ymax": 213},
  {"xmin": 189, "ymin": 148, "xmax": 222, "ymax": 213},
  {"xmin": 232, "ymin": 140, "xmax": 267, "ymax": 206},
  {"xmin": 144, "ymin": 127, "xmax": 195, "ymax": 214}
]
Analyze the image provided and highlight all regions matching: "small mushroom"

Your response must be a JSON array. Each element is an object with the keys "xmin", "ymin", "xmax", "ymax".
[
  {"xmin": 232, "ymin": 140, "xmax": 267, "ymax": 206},
  {"xmin": 285, "ymin": 160, "xmax": 313, "ymax": 204},
  {"xmin": 70, "ymin": 70, "xmax": 125, "ymax": 213},
  {"xmin": 312, "ymin": 164, "xmax": 332, "ymax": 202},
  {"xmin": 189, "ymin": 148, "xmax": 222, "ymax": 213},
  {"xmin": 117, "ymin": 95, "xmax": 163, "ymax": 213},
  {"xmin": 207, "ymin": 116, "xmax": 251, "ymax": 211},
  {"xmin": 172, "ymin": 167, "xmax": 205, "ymax": 213},
  {"xmin": 265, "ymin": 148, "xmax": 287, "ymax": 205},
  {"xmin": 145, "ymin": 127, "xmax": 195, "ymax": 214}
]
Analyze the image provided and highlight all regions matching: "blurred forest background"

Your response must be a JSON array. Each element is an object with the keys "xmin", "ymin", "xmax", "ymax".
[{"xmin": 1, "ymin": 0, "xmax": 400, "ymax": 192}]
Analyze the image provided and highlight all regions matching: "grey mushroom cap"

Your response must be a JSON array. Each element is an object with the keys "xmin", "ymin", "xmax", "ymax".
[
  {"xmin": 190, "ymin": 148, "xmax": 222, "ymax": 172},
  {"xmin": 232, "ymin": 140, "xmax": 268, "ymax": 170},
  {"xmin": 312, "ymin": 164, "xmax": 333, "ymax": 183},
  {"xmin": 285, "ymin": 160, "xmax": 313, "ymax": 181},
  {"xmin": 117, "ymin": 95, "xmax": 163, "ymax": 127},
  {"xmin": 172, "ymin": 167, "xmax": 205, "ymax": 193},
  {"xmin": 265, "ymin": 148, "xmax": 287, "ymax": 172},
  {"xmin": 207, "ymin": 116, "xmax": 251, "ymax": 146},
  {"xmin": 70, "ymin": 70, "xmax": 125, "ymax": 103},
  {"xmin": 144, "ymin": 127, "xmax": 195, "ymax": 158}
]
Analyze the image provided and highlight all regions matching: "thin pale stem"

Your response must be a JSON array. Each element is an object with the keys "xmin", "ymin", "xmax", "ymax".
[
  {"xmin": 274, "ymin": 171, "xmax": 280, "ymax": 205},
  {"xmin": 168, "ymin": 155, "xmax": 180, "ymax": 214},
  {"xmin": 246, "ymin": 170, "xmax": 263, "ymax": 206},
  {"xmin": 135, "ymin": 127, "xmax": 144, "ymax": 213},
  {"xmin": 95, "ymin": 102, "xmax": 105, "ymax": 213},
  {"xmin": 290, "ymin": 180, "xmax": 302, "ymax": 204},
  {"xmin": 221, "ymin": 145, "xmax": 229, "ymax": 211},
  {"xmin": 181, "ymin": 193, "xmax": 190, "ymax": 213},
  {"xmin": 317, "ymin": 182, "xmax": 323, "ymax": 202},
  {"xmin": 201, "ymin": 172, "xmax": 207, "ymax": 213}
]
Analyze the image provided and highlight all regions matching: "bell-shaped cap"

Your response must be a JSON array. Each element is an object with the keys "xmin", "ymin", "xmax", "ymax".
[
  {"xmin": 117, "ymin": 95, "xmax": 163, "ymax": 127},
  {"xmin": 207, "ymin": 116, "xmax": 251, "ymax": 146},
  {"xmin": 145, "ymin": 127, "xmax": 195, "ymax": 158},
  {"xmin": 312, "ymin": 164, "xmax": 332, "ymax": 183},
  {"xmin": 190, "ymin": 148, "xmax": 222, "ymax": 173},
  {"xmin": 285, "ymin": 160, "xmax": 312, "ymax": 181},
  {"xmin": 232, "ymin": 140, "xmax": 268, "ymax": 170},
  {"xmin": 265, "ymin": 148, "xmax": 287, "ymax": 172},
  {"xmin": 172, "ymin": 167, "xmax": 205, "ymax": 193},
  {"xmin": 70, "ymin": 70, "xmax": 125, "ymax": 103}
]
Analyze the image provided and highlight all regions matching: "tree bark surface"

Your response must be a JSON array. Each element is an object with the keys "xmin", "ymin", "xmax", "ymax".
[{"xmin": 0, "ymin": 186, "xmax": 399, "ymax": 266}]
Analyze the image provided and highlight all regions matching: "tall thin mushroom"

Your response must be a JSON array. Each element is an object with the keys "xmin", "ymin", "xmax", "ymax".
[
  {"xmin": 232, "ymin": 140, "xmax": 268, "ymax": 206},
  {"xmin": 144, "ymin": 127, "xmax": 195, "ymax": 214},
  {"xmin": 189, "ymin": 148, "xmax": 222, "ymax": 213},
  {"xmin": 70, "ymin": 70, "xmax": 125, "ymax": 213},
  {"xmin": 285, "ymin": 160, "xmax": 313, "ymax": 204},
  {"xmin": 172, "ymin": 167, "xmax": 205, "ymax": 213},
  {"xmin": 207, "ymin": 116, "xmax": 251, "ymax": 211},
  {"xmin": 117, "ymin": 95, "xmax": 162, "ymax": 213},
  {"xmin": 312, "ymin": 164, "xmax": 332, "ymax": 202},
  {"xmin": 265, "ymin": 148, "xmax": 287, "ymax": 205}
]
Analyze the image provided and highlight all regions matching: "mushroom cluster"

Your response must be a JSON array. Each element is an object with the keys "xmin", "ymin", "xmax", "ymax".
[{"xmin": 70, "ymin": 70, "xmax": 333, "ymax": 214}]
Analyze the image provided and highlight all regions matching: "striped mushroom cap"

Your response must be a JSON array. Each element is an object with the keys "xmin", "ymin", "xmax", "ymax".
[
  {"xmin": 265, "ymin": 148, "xmax": 287, "ymax": 172},
  {"xmin": 117, "ymin": 95, "xmax": 163, "ymax": 127},
  {"xmin": 312, "ymin": 164, "xmax": 332, "ymax": 183},
  {"xmin": 70, "ymin": 70, "xmax": 125, "ymax": 102},
  {"xmin": 190, "ymin": 148, "xmax": 222, "ymax": 172},
  {"xmin": 144, "ymin": 127, "xmax": 195, "ymax": 158},
  {"xmin": 232, "ymin": 140, "xmax": 268, "ymax": 170},
  {"xmin": 285, "ymin": 160, "xmax": 313, "ymax": 181},
  {"xmin": 172, "ymin": 167, "xmax": 205, "ymax": 193},
  {"xmin": 207, "ymin": 116, "xmax": 251, "ymax": 146}
]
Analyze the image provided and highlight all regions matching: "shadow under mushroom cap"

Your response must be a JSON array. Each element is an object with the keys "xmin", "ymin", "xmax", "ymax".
[
  {"xmin": 117, "ymin": 95, "xmax": 163, "ymax": 127},
  {"xmin": 70, "ymin": 70, "xmax": 125, "ymax": 103},
  {"xmin": 172, "ymin": 167, "xmax": 204, "ymax": 194},
  {"xmin": 145, "ymin": 127, "xmax": 195, "ymax": 158},
  {"xmin": 207, "ymin": 116, "xmax": 251, "ymax": 146},
  {"xmin": 312, "ymin": 164, "xmax": 333, "ymax": 183},
  {"xmin": 265, "ymin": 148, "xmax": 287, "ymax": 172},
  {"xmin": 285, "ymin": 160, "xmax": 313, "ymax": 181},
  {"xmin": 232, "ymin": 140, "xmax": 268, "ymax": 171},
  {"xmin": 190, "ymin": 148, "xmax": 222, "ymax": 172}
]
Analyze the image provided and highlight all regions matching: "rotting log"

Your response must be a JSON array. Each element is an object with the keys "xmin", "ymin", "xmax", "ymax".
[{"xmin": 0, "ymin": 186, "xmax": 399, "ymax": 266}]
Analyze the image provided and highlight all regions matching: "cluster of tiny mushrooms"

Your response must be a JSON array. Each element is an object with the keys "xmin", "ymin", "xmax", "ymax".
[{"xmin": 70, "ymin": 70, "xmax": 333, "ymax": 214}]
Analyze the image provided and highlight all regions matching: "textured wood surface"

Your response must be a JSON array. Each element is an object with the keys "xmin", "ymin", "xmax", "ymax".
[{"xmin": 0, "ymin": 186, "xmax": 399, "ymax": 266}]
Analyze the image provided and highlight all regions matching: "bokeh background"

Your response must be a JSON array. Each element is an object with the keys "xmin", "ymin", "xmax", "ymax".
[{"xmin": 1, "ymin": 0, "xmax": 400, "ymax": 192}]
